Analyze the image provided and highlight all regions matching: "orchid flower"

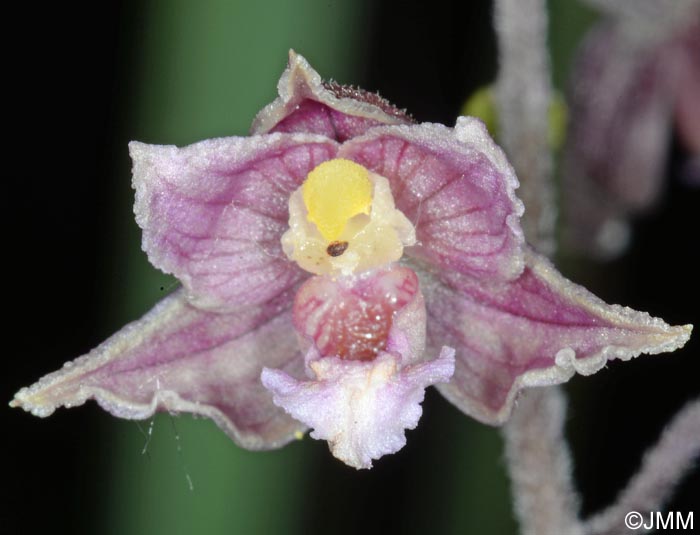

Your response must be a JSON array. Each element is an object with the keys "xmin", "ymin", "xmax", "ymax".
[
  {"xmin": 11, "ymin": 52, "xmax": 691, "ymax": 469},
  {"xmin": 563, "ymin": 0, "xmax": 700, "ymax": 259}
]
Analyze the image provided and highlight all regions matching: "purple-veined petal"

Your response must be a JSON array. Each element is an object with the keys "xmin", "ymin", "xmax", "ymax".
[
  {"xmin": 130, "ymin": 133, "xmax": 337, "ymax": 311},
  {"xmin": 292, "ymin": 265, "xmax": 426, "ymax": 363},
  {"xmin": 11, "ymin": 289, "xmax": 306, "ymax": 450},
  {"xmin": 422, "ymin": 248, "xmax": 692, "ymax": 425},
  {"xmin": 339, "ymin": 117, "xmax": 525, "ymax": 281},
  {"xmin": 261, "ymin": 349, "xmax": 455, "ymax": 470},
  {"xmin": 251, "ymin": 51, "xmax": 412, "ymax": 141}
]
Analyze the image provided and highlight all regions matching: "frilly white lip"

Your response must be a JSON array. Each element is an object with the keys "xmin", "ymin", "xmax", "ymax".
[
  {"xmin": 261, "ymin": 348, "xmax": 455, "ymax": 469},
  {"xmin": 262, "ymin": 260, "xmax": 455, "ymax": 469}
]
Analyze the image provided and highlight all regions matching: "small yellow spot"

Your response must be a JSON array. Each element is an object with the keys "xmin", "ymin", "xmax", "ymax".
[
  {"xmin": 462, "ymin": 85, "xmax": 568, "ymax": 149},
  {"xmin": 462, "ymin": 86, "xmax": 497, "ymax": 137},
  {"xmin": 294, "ymin": 430, "xmax": 305, "ymax": 440},
  {"xmin": 302, "ymin": 159, "xmax": 372, "ymax": 242}
]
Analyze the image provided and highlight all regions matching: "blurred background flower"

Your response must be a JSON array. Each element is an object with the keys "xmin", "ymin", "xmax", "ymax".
[
  {"xmin": 6, "ymin": 1, "xmax": 699, "ymax": 534},
  {"xmin": 562, "ymin": 0, "xmax": 700, "ymax": 259}
]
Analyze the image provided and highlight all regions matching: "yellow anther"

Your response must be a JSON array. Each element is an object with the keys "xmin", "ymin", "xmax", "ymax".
[{"xmin": 302, "ymin": 159, "xmax": 373, "ymax": 242}]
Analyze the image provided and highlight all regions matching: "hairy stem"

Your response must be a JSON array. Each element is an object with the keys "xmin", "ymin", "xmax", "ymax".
[
  {"xmin": 503, "ymin": 387, "xmax": 584, "ymax": 535},
  {"xmin": 494, "ymin": 0, "xmax": 555, "ymax": 253},
  {"xmin": 494, "ymin": 3, "xmax": 579, "ymax": 534},
  {"xmin": 585, "ymin": 398, "xmax": 700, "ymax": 535}
]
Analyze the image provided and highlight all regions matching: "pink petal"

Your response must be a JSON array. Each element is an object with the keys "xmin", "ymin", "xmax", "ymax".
[
  {"xmin": 292, "ymin": 265, "xmax": 426, "ymax": 363},
  {"xmin": 11, "ymin": 289, "xmax": 306, "ymax": 450},
  {"xmin": 130, "ymin": 133, "xmax": 338, "ymax": 311},
  {"xmin": 261, "ymin": 349, "xmax": 455, "ymax": 469},
  {"xmin": 423, "ymin": 248, "xmax": 693, "ymax": 425},
  {"xmin": 339, "ymin": 117, "xmax": 525, "ymax": 281},
  {"xmin": 251, "ymin": 51, "xmax": 412, "ymax": 141}
]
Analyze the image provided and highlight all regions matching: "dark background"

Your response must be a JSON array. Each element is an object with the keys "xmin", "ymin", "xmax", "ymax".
[{"xmin": 5, "ymin": 2, "xmax": 698, "ymax": 534}]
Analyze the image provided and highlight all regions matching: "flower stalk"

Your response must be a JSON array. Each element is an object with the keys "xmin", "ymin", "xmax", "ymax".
[{"xmin": 494, "ymin": 0, "xmax": 555, "ymax": 253}]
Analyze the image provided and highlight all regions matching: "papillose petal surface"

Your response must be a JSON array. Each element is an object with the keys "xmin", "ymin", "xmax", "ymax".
[
  {"xmin": 130, "ymin": 134, "xmax": 337, "ymax": 311},
  {"xmin": 339, "ymin": 118, "xmax": 525, "ymax": 281},
  {"xmin": 12, "ymin": 289, "xmax": 306, "ymax": 449},
  {"xmin": 423, "ymin": 248, "xmax": 692, "ymax": 424}
]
